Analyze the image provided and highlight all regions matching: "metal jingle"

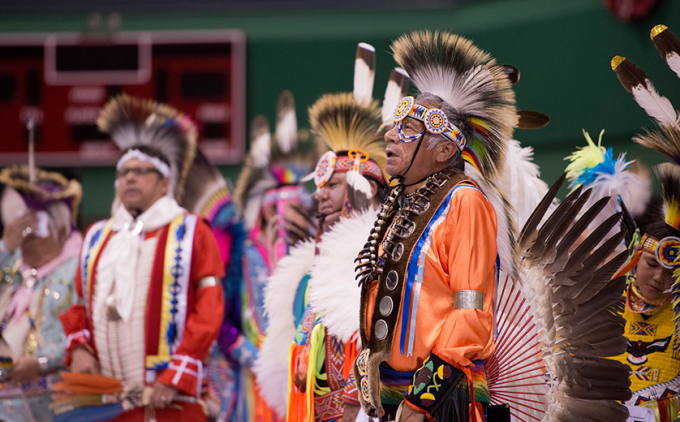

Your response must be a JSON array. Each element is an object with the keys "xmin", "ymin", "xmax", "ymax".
[
  {"xmin": 375, "ymin": 319, "xmax": 388, "ymax": 340},
  {"xmin": 356, "ymin": 268, "xmax": 373, "ymax": 279},
  {"xmin": 391, "ymin": 243, "xmax": 404, "ymax": 261},
  {"xmin": 386, "ymin": 270, "xmax": 398, "ymax": 290},
  {"xmin": 379, "ymin": 297, "xmax": 394, "ymax": 316},
  {"xmin": 422, "ymin": 187, "xmax": 436, "ymax": 195}
]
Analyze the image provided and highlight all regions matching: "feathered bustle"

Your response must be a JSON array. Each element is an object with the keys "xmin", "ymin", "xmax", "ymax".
[
  {"xmin": 390, "ymin": 30, "xmax": 518, "ymax": 180},
  {"xmin": 494, "ymin": 139, "xmax": 549, "ymax": 229},
  {"xmin": 97, "ymin": 94, "xmax": 197, "ymax": 201},
  {"xmin": 309, "ymin": 207, "xmax": 379, "ymax": 343},
  {"xmin": 253, "ymin": 239, "xmax": 316, "ymax": 417},
  {"xmin": 179, "ymin": 149, "xmax": 228, "ymax": 217},
  {"xmin": 308, "ymin": 92, "xmax": 386, "ymax": 182},
  {"xmin": 513, "ymin": 174, "xmax": 632, "ymax": 421}
]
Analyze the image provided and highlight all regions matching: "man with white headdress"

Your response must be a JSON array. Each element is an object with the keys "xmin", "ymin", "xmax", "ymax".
[{"xmin": 59, "ymin": 95, "xmax": 224, "ymax": 422}]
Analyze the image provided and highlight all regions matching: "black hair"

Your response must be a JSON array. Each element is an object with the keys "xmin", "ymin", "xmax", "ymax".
[{"xmin": 643, "ymin": 218, "xmax": 680, "ymax": 240}]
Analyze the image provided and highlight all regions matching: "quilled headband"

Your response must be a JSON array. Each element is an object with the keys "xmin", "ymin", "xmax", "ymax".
[{"xmin": 392, "ymin": 96, "xmax": 466, "ymax": 151}]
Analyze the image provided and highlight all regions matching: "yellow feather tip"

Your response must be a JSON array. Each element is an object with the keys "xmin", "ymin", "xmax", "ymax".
[
  {"xmin": 564, "ymin": 129, "xmax": 606, "ymax": 182},
  {"xmin": 651, "ymin": 24, "xmax": 668, "ymax": 39}
]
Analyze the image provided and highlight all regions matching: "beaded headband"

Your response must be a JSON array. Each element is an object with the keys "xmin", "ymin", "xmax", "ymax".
[
  {"xmin": 312, "ymin": 149, "xmax": 384, "ymax": 188},
  {"xmin": 641, "ymin": 234, "xmax": 680, "ymax": 269},
  {"xmin": 392, "ymin": 96, "xmax": 466, "ymax": 151}
]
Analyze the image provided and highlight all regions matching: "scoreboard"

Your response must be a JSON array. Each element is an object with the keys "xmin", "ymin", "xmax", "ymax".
[{"xmin": 0, "ymin": 30, "xmax": 246, "ymax": 166}]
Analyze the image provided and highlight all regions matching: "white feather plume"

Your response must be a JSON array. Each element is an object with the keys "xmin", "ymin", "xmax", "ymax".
[
  {"xmin": 631, "ymin": 80, "xmax": 680, "ymax": 129},
  {"xmin": 251, "ymin": 131, "xmax": 272, "ymax": 169},
  {"xmin": 309, "ymin": 207, "xmax": 379, "ymax": 343},
  {"xmin": 464, "ymin": 164, "xmax": 516, "ymax": 277},
  {"xmin": 666, "ymin": 52, "xmax": 680, "ymax": 79},
  {"xmin": 494, "ymin": 139, "xmax": 549, "ymax": 229},
  {"xmin": 276, "ymin": 91, "xmax": 298, "ymax": 154},
  {"xmin": 381, "ymin": 68, "xmax": 410, "ymax": 127},
  {"xmin": 346, "ymin": 169, "xmax": 373, "ymax": 199},
  {"xmin": 353, "ymin": 43, "xmax": 376, "ymax": 108},
  {"xmin": 253, "ymin": 239, "xmax": 315, "ymax": 417}
]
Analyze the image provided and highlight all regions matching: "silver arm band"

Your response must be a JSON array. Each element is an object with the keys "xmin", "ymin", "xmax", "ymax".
[
  {"xmin": 197, "ymin": 276, "xmax": 219, "ymax": 289},
  {"xmin": 454, "ymin": 290, "xmax": 484, "ymax": 310}
]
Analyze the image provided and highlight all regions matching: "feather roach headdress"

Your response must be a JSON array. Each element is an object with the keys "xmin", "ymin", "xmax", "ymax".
[
  {"xmin": 0, "ymin": 166, "xmax": 82, "ymax": 225},
  {"xmin": 97, "ymin": 94, "xmax": 197, "ymax": 202},
  {"xmin": 234, "ymin": 91, "xmax": 320, "ymax": 231},
  {"xmin": 390, "ymin": 31, "xmax": 517, "ymax": 180}
]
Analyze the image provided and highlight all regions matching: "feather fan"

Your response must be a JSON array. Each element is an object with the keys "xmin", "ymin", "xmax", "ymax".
[
  {"xmin": 651, "ymin": 24, "xmax": 680, "ymax": 80},
  {"xmin": 354, "ymin": 43, "xmax": 376, "ymax": 108},
  {"xmin": 390, "ymin": 30, "xmax": 518, "ymax": 180},
  {"xmin": 97, "ymin": 94, "xmax": 197, "ymax": 202},
  {"xmin": 611, "ymin": 56, "xmax": 680, "ymax": 130}
]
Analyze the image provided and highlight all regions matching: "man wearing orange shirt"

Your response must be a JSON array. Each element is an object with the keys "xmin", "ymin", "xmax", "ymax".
[{"xmin": 354, "ymin": 31, "xmax": 519, "ymax": 422}]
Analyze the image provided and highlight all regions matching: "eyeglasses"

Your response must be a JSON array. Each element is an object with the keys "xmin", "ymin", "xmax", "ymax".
[
  {"xmin": 396, "ymin": 121, "xmax": 424, "ymax": 143},
  {"xmin": 116, "ymin": 167, "xmax": 161, "ymax": 178},
  {"xmin": 392, "ymin": 96, "xmax": 466, "ymax": 150}
]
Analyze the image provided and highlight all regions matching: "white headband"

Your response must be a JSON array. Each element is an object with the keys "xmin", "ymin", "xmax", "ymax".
[{"xmin": 116, "ymin": 149, "xmax": 171, "ymax": 178}]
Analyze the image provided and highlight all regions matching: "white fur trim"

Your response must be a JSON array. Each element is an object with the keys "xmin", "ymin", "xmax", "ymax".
[
  {"xmin": 116, "ymin": 149, "xmax": 171, "ymax": 177},
  {"xmin": 253, "ymin": 239, "xmax": 315, "ymax": 417},
  {"xmin": 309, "ymin": 207, "xmax": 378, "ymax": 343}
]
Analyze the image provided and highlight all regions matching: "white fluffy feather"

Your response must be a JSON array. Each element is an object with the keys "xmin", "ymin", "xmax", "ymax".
[
  {"xmin": 631, "ymin": 80, "xmax": 680, "ymax": 129},
  {"xmin": 413, "ymin": 65, "xmax": 491, "ymax": 119},
  {"xmin": 251, "ymin": 131, "xmax": 272, "ymax": 169},
  {"xmin": 346, "ymin": 169, "xmax": 374, "ymax": 198},
  {"xmin": 309, "ymin": 207, "xmax": 378, "ymax": 343},
  {"xmin": 494, "ymin": 139, "xmax": 549, "ymax": 229},
  {"xmin": 464, "ymin": 163, "xmax": 515, "ymax": 276},
  {"xmin": 667, "ymin": 52, "xmax": 680, "ymax": 79},
  {"xmin": 353, "ymin": 43, "xmax": 376, "ymax": 108},
  {"xmin": 253, "ymin": 239, "xmax": 315, "ymax": 417},
  {"xmin": 276, "ymin": 108, "xmax": 297, "ymax": 155},
  {"xmin": 381, "ymin": 68, "xmax": 410, "ymax": 127}
]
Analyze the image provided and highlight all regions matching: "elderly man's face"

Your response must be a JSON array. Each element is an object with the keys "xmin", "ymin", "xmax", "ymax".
[
  {"xmin": 384, "ymin": 111, "xmax": 457, "ymax": 187},
  {"xmin": 116, "ymin": 157, "xmax": 170, "ymax": 215}
]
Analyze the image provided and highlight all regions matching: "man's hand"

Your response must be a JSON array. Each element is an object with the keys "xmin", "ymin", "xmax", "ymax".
[
  {"xmin": 2, "ymin": 213, "xmax": 37, "ymax": 253},
  {"xmin": 395, "ymin": 401, "xmax": 425, "ymax": 422},
  {"xmin": 69, "ymin": 346, "xmax": 100, "ymax": 374},
  {"xmin": 293, "ymin": 359, "xmax": 307, "ymax": 393},
  {"xmin": 150, "ymin": 382, "xmax": 179, "ymax": 409},
  {"xmin": 7, "ymin": 356, "xmax": 40, "ymax": 384}
]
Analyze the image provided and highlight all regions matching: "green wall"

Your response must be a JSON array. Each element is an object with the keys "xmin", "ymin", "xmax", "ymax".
[{"xmin": 2, "ymin": 0, "xmax": 679, "ymax": 226}]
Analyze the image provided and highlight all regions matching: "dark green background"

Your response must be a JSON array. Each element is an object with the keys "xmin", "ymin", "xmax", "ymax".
[{"xmin": 1, "ymin": 0, "xmax": 678, "ymax": 226}]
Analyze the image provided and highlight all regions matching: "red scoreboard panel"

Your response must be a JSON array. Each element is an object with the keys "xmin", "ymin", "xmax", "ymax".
[{"xmin": 0, "ymin": 30, "xmax": 246, "ymax": 166}]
